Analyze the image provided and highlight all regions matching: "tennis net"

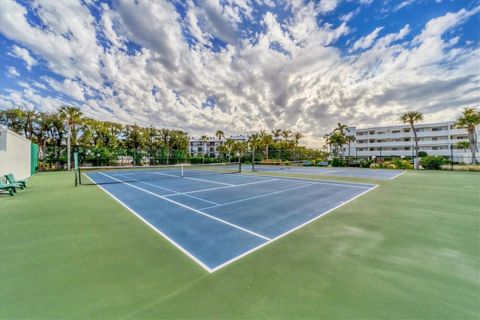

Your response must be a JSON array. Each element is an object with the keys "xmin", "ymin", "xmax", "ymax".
[
  {"xmin": 252, "ymin": 160, "xmax": 304, "ymax": 172},
  {"xmin": 77, "ymin": 162, "xmax": 242, "ymax": 185}
]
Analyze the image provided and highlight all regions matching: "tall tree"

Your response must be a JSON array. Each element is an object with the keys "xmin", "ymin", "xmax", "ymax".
[
  {"xmin": 215, "ymin": 130, "xmax": 224, "ymax": 142},
  {"xmin": 456, "ymin": 107, "xmax": 480, "ymax": 164},
  {"xmin": 32, "ymin": 112, "xmax": 52, "ymax": 168},
  {"xmin": 215, "ymin": 130, "xmax": 225, "ymax": 158},
  {"xmin": 329, "ymin": 132, "xmax": 347, "ymax": 157},
  {"xmin": 224, "ymin": 138, "xmax": 235, "ymax": 163},
  {"xmin": 248, "ymin": 133, "xmax": 261, "ymax": 163},
  {"xmin": 259, "ymin": 130, "xmax": 273, "ymax": 160},
  {"xmin": 345, "ymin": 135, "xmax": 356, "ymax": 159},
  {"xmin": 0, "ymin": 108, "xmax": 26, "ymax": 132},
  {"xmin": 58, "ymin": 106, "xmax": 82, "ymax": 170},
  {"xmin": 400, "ymin": 111, "xmax": 423, "ymax": 169},
  {"xmin": 323, "ymin": 133, "xmax": 332, "ymax": 154},
  {"xmin": 233, "ymin": 141, "xmax": 248, "ymax": 161},
  {"xmin": 200, "ymin": 135, "xmax": 209, "ymax": 163},
  {"xmin": 292, "ymin": 131, "xmax": 303, "ymax": 147},
  {"xmin": 333, "ymin": 123, "xmax": 348, "ymax": 135},
  {"xmin": 23, "ymin": 109, "xmax": 36, "ymax": 139},
  {"xmin": 271, "ymin": 129, "xmax": 282, "ymax": 142}
]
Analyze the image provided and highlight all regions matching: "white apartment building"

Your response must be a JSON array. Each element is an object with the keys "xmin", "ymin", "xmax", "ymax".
[
  {"xmin": 342, "ymin": 121, "xmax": 479, "ymax": 162},
  {"xmin": 189, "ymin": 135, "xmax": 248, "ymax": 158}
]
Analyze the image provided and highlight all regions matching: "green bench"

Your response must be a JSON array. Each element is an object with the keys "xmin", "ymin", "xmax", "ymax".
[
  {"xmin": 5, "ymin": 173, "xmax": 27, "ymax": 189},
  {"xmin": 0, "ymin": 181, "xmax": 17, "ymax": 196}
]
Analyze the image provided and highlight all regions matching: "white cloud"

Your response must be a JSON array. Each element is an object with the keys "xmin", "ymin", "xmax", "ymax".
[
  {"xmin": 8, "ymin": 45, "xmax": 37, "ymax": 70},
  {"xmin": 394, "ymin": 0, "xmax": 415, "ymax": 12},
  {"xmin": 6, "ymin": 66, "xmax": 20, "ymax": 77},
  {"xmin": 0, "ymin": 2, "xmax": 478, "ymax": 148},
  {"xmin": 351, "ymin": 27, "xmax": 383, "ymax": 51},
  {"xmin": 318, "ymin": 0, "xmax": 339, "ymax": 13},
  {"xmin": 43, "ymin": 77, "xmax": 86, "ymax": 102}
]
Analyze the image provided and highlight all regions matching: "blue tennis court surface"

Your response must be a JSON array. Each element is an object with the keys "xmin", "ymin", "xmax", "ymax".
[
  {"xmin": 251, "ymin": 165, "xmax": 406, "ymax": 180},
  {"xmin": 85, "ymin": 168, "xmax": 376, "ymax": 272}
]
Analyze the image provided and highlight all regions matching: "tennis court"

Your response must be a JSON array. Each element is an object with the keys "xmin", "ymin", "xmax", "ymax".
[
  {"xmin": 83, "ymin": 164, "xmax": 376, "ymax": 272},
  {"xmin": 250, "ymin": 163, "xmax": 406, "ymax": 180}
]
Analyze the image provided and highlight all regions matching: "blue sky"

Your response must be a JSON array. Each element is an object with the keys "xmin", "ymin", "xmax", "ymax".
[{"xmin": 0, "ymin": 0, "xmax": 478, "ymax": 146}]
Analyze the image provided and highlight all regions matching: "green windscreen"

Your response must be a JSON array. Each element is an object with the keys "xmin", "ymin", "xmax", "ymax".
[{"xmin": 31, "ymin": 143, "xmax": 39, "ymax": 175}]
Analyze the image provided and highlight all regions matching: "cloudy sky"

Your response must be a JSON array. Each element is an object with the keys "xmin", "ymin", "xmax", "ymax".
[{"xmin": 0, "ymin": 0, "xmax": 478, "ymax": 147}]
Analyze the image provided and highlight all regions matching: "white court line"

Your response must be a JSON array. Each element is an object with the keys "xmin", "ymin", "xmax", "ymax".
[
  {"xmin": 209, "ymin": 184, "xmax": 379, "ymax": 272},
  {"xmin": 181, "ymin": 178, "xmax": 279, "ymax": 194},
  {"xmin": 240, "ymin": 172, "xmax": 375, "ymax": 189},
  {"xmin": 124, "ymin": 178, "xmax": 220, "ymax": 206},
  {"xmin": 302, "ymin": 168, "xmax": 347, "ymax": 175},
  {"xmin": 82, "ymin": 173, "xmax": 213, "ymax": 273},
  {"xmin": 85, "ymin": 171, "xmax": 378, "ymax": 273},
  {"xmin": 161, "ymin": 178, "xmax": 280, "ymax": 197},
  {"xmin": 99, "ymin": 172, "xmax": 271, "ymax": 241},
  {"xmin": 165, "ymin": 193, "xmax": 220, "ymax": 206},
  {"xmin": 199, "ymin": 183, "xmax": 314, "ymax": 210},
  {"xmin": 153, "ymin": 172, "xmax": 234, "ymax": 186},
  {"xmin": 389, "ymin": 170, "xmax": 407, "ymax": 180}
]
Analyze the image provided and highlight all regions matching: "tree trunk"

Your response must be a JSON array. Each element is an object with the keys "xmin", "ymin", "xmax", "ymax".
[
  {"xmin": 469, "ymin": 129, "xmax": 477, "ymax": 164},
  {"xmin": 411, "ymin": 124, "xmax": 419, "ymax": 170},
  {"xmin": 265, "ymin": 145, "xmax": 269, "ymax": 160},
  {"xmin": 67, "ymin": 125, "xmax": 71, "ymax": 170}
]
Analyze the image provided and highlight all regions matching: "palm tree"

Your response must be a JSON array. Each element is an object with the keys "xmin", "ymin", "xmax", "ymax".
[
  {"xmin": 58, "ymin": 105, "xmax": 82, "ymax": 170},
  {"xmin": 33, "ymin": 112, "xmax": 52, "ymax": 168},
  {"xmin": 345, "ymin": 135, "xmax": 356, "ymax": 159},
  {"xmin": 400, "ymin": 111, "xmax": 423, "ymax": 169},
  {"xmin": 224, "ymin": 138, "xmax": 235, "ymax": 163},
  {"xmin": 215, "ymin": 130, "xmax": 224, "ymax": 142},
  {"xmin": 0, "ymin": 108, "xmax": 23, "ymax": 132},
  {"xmin": 333, "ymin": 123, "xmax": 348, "ymax": 135},
  {"xmin": 281, "ymin": 129, "xmax": 292, "ymax": 149},
  {"xmin": 329, "ymin": 132, "xmax": 347, "ymax": 157},
  {"xmin": 259, "ymin": 130, "xmax": 273, "ymax": 160},
  {"xmin": 248, "ymin": 133, "xmax": 261, "ymax": 163},
  {"xmin": 456, "ymin": 108, "xmax": 480, "ymax": 164},
  {"xmin": 200, "ymin": 135, "xmax": 209, "ymax": 164},
  {"xmin": 23, "ymin": 109, "xmax": 36, "ymax": 139},
  {"xmin": 215, "ymin": 130, "xmax": 225, "ymax": 159},
  {"xmin": 457, "ymin": 141, "xmax": 470, "ymax": 153},
  {"xmin": 281, "ymin": 129, "xmax": 291, "ymax": 141},
  {"xmin": 233, "ymin": 141, "xmax": 248, "ymax": 161},
  {"xmin": 271, "ymin": 129, "xmax": 282, "ymax": 142},
  {"xmin": 292, "ymin": 131, "xmax": 303, "ymax": 147},
  {"xmin": 323, "ymin": 133, "xmax": 332, "ymax": 154}
]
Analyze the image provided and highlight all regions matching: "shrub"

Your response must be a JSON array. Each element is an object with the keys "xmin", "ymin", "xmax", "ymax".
[
  {"xmin": 418, "ymin": 151, "xmax": 428, "ymax": 157},
  {"xmin": 331, "ymin": 158, "xmax": 346, "ymax": 167},
  {"xmin": 392, "ymin": 159, "xmax": 413, "ymax": 169},
  {"xmin": 384, "ymin": 162, "xmax": 397, "ymax": 169},
  {"xmin": 360, "ymin": 159, "xmax": 373, "ymax": 168},
  {"xmin": 420, "ymin": 156, "xmax": 445, "ymax": 170},
  {"xmin": 370, "ymin": 163, "xmax": 381, "ymax": 169}
]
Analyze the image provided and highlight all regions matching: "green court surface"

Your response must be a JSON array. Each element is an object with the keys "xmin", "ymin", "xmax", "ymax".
[{"xmin": 0, "ymin": 170, "xmax": 478, "ymax": 319}]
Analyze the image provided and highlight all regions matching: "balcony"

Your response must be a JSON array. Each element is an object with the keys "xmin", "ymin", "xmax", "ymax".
[{"xmin": 355, "ymin": 149, "xmax": 464, "ymax": 157}]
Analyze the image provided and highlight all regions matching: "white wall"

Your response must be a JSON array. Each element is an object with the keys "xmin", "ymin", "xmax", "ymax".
[{"xmin": 0, "ymin": 126, "xmax": 32, "ymax": 180}]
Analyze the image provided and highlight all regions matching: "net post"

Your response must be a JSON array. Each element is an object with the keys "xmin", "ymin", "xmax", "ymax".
[
  {"xmin": 239, "ymin": 162, "xmax": 242, "ymax": 173},
  {"xmin": 73, "ymin": 149, "xmax": 80, "ymax": 186},
  {"xmin": 181, "ymin": 164, "xmax": 184, "ymax": 177}
]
